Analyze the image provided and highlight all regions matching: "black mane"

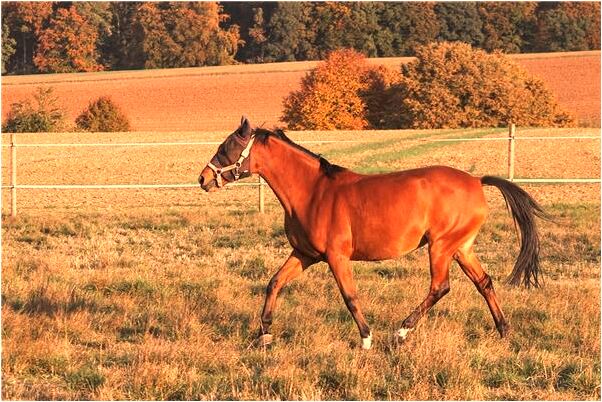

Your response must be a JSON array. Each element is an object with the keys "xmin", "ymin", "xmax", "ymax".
[{"xmin": 255, "ymin": 128, "xmax": 346, "ymax": 179}]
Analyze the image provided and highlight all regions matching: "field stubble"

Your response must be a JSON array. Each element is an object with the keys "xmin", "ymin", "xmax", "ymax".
[
  {"xmin": 2, "ymin": 127, "xmax": 600, "ymax": 400},
  {"xmin": 2, "ymin": 204, "xmax": 600, "ymax": 400}
]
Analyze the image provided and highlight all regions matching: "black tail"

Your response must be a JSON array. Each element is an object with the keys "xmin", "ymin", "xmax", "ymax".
[{"xmin": 481, "ymin": 176, "xmax": 550, "ymax": 288}]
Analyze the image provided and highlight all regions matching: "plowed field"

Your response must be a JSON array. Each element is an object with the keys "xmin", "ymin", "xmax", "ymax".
[{"xmin": 1, "ymin": 51, "xmax": 599, "ymax": 131}]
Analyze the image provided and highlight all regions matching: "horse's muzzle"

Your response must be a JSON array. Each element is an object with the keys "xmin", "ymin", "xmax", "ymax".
[{"xmin": 198, "ymin": 169, "xmax": 217, "ymax": 192}]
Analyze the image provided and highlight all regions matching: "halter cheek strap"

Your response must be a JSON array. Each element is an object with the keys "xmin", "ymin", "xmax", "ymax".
[{"xmin": 206, "ymin": 135, "xmax": 255, "ymax": 188}]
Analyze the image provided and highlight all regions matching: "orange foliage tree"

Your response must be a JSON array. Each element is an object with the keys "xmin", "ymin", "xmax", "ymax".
[
  {"xmin": 281, "ymin": 49, "xmax": 399, "ymax": 130},
  {"xmin": 34, "ymin": 6, "xmax": 103, "ymax": 73},
  {"xmin": 391, "ymin": 42, "xmax": 573, "ymax": 129}
]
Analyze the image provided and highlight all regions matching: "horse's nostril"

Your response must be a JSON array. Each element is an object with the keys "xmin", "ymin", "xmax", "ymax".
[{"xmin": 198, "ymin": 175, "xmax": 204, "ymax": 186}]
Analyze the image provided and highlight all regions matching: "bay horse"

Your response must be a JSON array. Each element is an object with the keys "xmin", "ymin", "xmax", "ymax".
[{"xmin": 198, "ymin": 117, "xmax": 547, "ymax": 350}]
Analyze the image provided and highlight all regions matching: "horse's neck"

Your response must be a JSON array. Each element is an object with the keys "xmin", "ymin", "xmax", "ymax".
[{"xmin": 251, "ymin": 137, "xmax": 322, "ymax": 216}]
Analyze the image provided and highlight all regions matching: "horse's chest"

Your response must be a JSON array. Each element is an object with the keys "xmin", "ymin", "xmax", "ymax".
[{"xmin": 284, "ymin": 214, "xmax": 324, "ymax": 259}]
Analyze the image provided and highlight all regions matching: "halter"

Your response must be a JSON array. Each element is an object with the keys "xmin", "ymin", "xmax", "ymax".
[{"xmin": 206, "ymin": 134, "xmax": 255, "ymax": 188}]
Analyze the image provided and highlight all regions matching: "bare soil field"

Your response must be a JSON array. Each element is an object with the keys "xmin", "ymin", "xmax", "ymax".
[{"xmin": 2, "ymin": 51, "xmax": 599, "ymax": 131}]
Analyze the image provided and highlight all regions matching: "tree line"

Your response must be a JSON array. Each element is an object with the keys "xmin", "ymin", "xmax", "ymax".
[{"xmin": 2, "ymin": 1, "xmax": 600, "ymax": 75}]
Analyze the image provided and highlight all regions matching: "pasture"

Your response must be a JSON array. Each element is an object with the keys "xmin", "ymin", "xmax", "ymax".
[
  {"xmin": 2, "ymin": 51, "xmax": 600, "ymax": 131},
  {"xmin": 1, "ymin": 127, "xmax": 600, "ymax": 400}
]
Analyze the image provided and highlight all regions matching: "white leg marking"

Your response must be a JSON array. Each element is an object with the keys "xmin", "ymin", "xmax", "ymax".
[
  {"xmin": 258, "ymin": 333, "xmax": 273, "ymax": 346},
  {"xmin": 396, "ymin": 327, "xmax": 413, "ymax": 340},
  {"xmin": 361, "ymin": 332, "xmax": 373, "ymax": 350}
]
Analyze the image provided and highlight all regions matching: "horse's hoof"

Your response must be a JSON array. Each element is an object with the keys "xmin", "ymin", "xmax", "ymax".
[
  {"xmin": 258, "ymin": 333, "xmax": 273, "ymax": 348},
  {"xmin": 395, "ymin": 327, "xmax": 413, "ymax": 343},
  {"xmin": 361, "ymin": 332, "xmax": 373, "ymax": 350},
  {"xmin": 498, "ymin": 323, "xmax": 510, "ymax": 338}
]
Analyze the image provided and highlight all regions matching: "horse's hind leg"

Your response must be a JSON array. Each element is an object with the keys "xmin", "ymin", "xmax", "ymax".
[
  {"xmin": 454, "ymin": 246, "xmax": 508, "ymax": 337},
  {"xmin": 397, "ymin": 240, "xmax": 452, "ymax": 341}
]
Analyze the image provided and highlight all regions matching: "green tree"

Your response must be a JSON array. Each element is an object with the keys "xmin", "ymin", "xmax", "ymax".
[
  {"xmin": 73, "ymin": 2, "xmax": 113, "ymax": 68},
  {"xmin": 247, "ymin": 7, "xmax": 267, "ymax": 63},
  {"xmin": 2, "ymin": 87, "xmax": 66, "ymax": 133},
  {"xmin": 1, "ymin": 1, "xmax": 53, "ymax": 74},
  {"xmin": 105, "ymin": 2, "xmax": 144, "ymax": 70},
  {"xmin": 375, "ymin": 2, "xmax": 440, "ymax": 56},
  {"xmin": 135, "ymin": 2, "xmax": 179, "ymax": 69},
  {"xmin": 2, "ymin": 21, "xmax": 17, "ymax": 74},
  {"xmin": 478, "ymin": 2, "xmax": 538, "ymax": 53},
  {"xmin": 76, "ymin": 96, "xmax": 130, "ymax": 132},
  {"xmin": 435, "ymin": 2, "xmax": 485, "ymax": 47},
  {"xmin": 263, "ymin": 2, "xmax": 315, "ymax": 62},
  {"xmin": 535, "ymin": 2, "xmax": 601, "ymax": 51},
  {"xmin": 134, "ymin": 2, "xmax": 240, "ymax": 69},
  {"xmin": 34, "ymin": 6, "xmax": 103, "ymax": 73},
  {"xmin": 310, "ymin": 2, "xmax": 381, "ymax": 58}
]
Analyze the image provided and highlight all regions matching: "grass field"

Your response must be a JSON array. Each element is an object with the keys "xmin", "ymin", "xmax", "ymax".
[
  {"xmin": 2, "ymin": 51, "xmax": 600, "ymax": 131},
  {"xmin": 2, "ymin": 127, "xmax": 600, "ymax": 400}
]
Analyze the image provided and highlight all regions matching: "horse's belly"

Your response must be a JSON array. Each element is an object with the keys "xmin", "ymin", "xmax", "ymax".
[{"xmin": 350, "ymin": 224, "xmax": 425, "ymax": 261}]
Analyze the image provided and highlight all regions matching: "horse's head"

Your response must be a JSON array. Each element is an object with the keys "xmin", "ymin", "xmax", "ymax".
[{"xmin": 198, "ymin": 116, "xmax": 255, "ymax": 192}]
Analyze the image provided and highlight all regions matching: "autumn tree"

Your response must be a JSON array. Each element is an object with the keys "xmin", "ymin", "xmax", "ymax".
[
  {"xmin": 389, "ymin": 42, "xmax": 573, "ymax": 129},
  {"xmin": 282, "ymin": 49, "xmax": 400, "ymax": 130},
  {"xmin": 34, "ymin": 6, "xmax": 103, "ymax": 73}
]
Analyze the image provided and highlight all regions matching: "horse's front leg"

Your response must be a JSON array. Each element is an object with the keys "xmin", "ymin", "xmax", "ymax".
[
  {"xmin": 327, "ymin": 254, "xmax": 373, "ymax": 350},
  {"xmin": 258, "ymin": 250, "xmax": 316, "ymax": 346}
]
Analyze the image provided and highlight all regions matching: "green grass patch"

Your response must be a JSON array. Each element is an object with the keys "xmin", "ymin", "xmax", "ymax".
[{"xmin": 356, "ymin": 128, "xmax": 503, "ymax": 173}]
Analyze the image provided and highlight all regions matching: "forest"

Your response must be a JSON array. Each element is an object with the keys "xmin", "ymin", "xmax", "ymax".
[{"xmin": 2, "ymin": 1, "xmax": 600, "ymax": 75}]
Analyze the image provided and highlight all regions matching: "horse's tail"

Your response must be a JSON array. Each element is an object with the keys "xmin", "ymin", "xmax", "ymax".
[{"xmin": 481, "ymin": 176, "xmax": 550, "ymax": 288}]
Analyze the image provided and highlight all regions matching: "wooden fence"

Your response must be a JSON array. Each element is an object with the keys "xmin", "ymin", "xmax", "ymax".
[{"xmin": 2, "ymin": 125, "xmax": 600, "ymax": 217}]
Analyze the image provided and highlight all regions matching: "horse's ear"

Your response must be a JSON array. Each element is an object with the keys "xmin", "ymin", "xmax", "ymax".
[{"xmin": 240, "ymin": 116, "xmax": 252, "ymax": 138}]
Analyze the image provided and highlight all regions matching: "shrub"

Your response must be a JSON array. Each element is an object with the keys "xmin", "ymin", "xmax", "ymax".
[
  {"xmin": 76, "ymin": 96, "xmax": 131, "ymax": 132},
  {"xmin": 2, "ymin": 87, "xmax": 67, "ymax": 133},
  {"xmin": 281, "ymin": 49, "xmax": 400, "ymax": 130},
  {"xmin": 389, "ymin": 42, "xmax": 573, "ymax": 128}
]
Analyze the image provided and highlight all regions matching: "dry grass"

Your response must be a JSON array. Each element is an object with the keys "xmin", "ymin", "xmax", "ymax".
[
  {"xmin": 1, "ymin": 127, "xmax": 600, "ymax": 400},
  {"xmin": 2, "ymin": 203, "xmax": 600, "ymax": 400},
  {"xmin": 2, "ymin": 51, "xmax": 599, "ymax": 131}
]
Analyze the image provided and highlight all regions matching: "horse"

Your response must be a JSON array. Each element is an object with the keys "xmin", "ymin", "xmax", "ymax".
[{"xmin": 198, "ymin": 117, "xmax": 548, "ymax": 350}]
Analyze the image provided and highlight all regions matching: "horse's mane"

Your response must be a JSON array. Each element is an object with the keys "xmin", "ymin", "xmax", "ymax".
[{"xmin": 254, "ymin": 128, "xmax": 346, "ymax": 179}]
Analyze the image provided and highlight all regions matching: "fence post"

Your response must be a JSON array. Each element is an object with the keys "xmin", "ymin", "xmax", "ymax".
[
  {"xmin": 11, "ymin": 133, "xmax": 17, "ymax": 217},
  {"xmin": 508, "ymin": 124, "xmax": 515, "ymax": 181},
  {"xmin": 258, "ymin": 176, "xmax": 265, "ymax": 213}
]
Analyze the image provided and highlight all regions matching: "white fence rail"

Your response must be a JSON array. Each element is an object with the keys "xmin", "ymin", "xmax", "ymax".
[{"xmin": 2, "ymin": 125, "xmax": 600, "ymax": 217}]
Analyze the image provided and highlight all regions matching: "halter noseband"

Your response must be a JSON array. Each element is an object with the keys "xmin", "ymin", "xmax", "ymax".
[{"xmin": 206, "ymin": 134, "xmax": 255, "ymax": 188}]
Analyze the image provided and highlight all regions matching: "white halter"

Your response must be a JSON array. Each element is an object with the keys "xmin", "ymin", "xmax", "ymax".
[{"xmin": 206, "ymin": 135, "xmax": 255, "ymax": 188}]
